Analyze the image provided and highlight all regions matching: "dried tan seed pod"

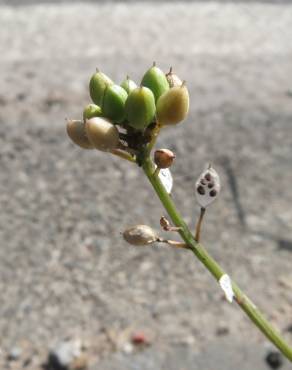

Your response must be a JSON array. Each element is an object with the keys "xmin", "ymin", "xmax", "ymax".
[
  {"xmin": 123, "ymin": 225, "xmax": 158, "ymax": 246},
  {"xmin": 166, "ymin": 67, "xmax": 183, "ymax": 88},
  {"xmin": 154, "ymin": 149, "xmax": 176, "ymax": 169},
  {"xmin": 156, "ymin": 83, "xmax": 189, "ymax": 126},
  {"xmin": 66, "ymin": 119, "xmax": 94, "ymax": 149},
  {"xmin": 160, "ymin": 216, "xmax": 170, "ymax": 230},
  {"xmin": 85, "ymin": 117, "xmax": 120, "ymax": 152}
]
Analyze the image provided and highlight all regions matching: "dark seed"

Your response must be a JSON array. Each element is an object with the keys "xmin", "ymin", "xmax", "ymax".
[
  {"xmin": 205, "ymin": 172, "xmax": 211, "ymax": 181},
  {"xmin": 209, "ymin": 189, "xmax": 217, "ymax": 197},
  {"xmin": 265, "ymin": 350, "xmax": 283, "ymax": 369},
  {"xmin": 200, "ymin": 179, "xmax": 207, "ymax": 185},
  {"xmin": 208, "ymin": 182, "xmax": 214, "ymax": 189},
  {"xmin": 197, "ymin": 186, "xmax": 205, "ymax": 195}
]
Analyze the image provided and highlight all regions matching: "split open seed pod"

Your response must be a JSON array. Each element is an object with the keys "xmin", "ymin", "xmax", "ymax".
[
  {"xmin": 141, "ymin": 63, "xmax": 169, "ymax": 103},
  {"xmin": 195, "ymin": 166, "xmax": 221, "ymax": 208},
  {"xmin": 156, "ymin": 83, "xmax": 189, "ymax": 126},
  {"xmin": 66, "ymin": 119, "xmax": 94, "ymax": 149},
  {"xmin": 123, "ymin": 225, "xmax": 158, "ymax": 246},
  {"xmin": 85, "ymin": 117, "xmax": 120, "ymax": 152}
]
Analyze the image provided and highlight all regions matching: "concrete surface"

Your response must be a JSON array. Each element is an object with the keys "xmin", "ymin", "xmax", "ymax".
[{"xmin": 0, "ymin": 1, "xmax": 292, "ymax": 369}]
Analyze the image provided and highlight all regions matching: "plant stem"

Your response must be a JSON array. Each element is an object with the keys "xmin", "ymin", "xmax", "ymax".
[{"xmin": 142, "ymin": 156, "xmax": 292, "ymax": 362}]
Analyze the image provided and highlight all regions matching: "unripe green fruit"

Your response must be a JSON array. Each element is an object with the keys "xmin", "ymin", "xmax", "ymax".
[
  {"xmin": 89, "ymin": 71, "xmax": 113, "ymax": 106},
  {"xmin": 156, "ymin": 84, "xmax": 189, "ymax": 126},
  {"xmin": 85, "ymin": 117, "xmax": 120, "ymax": 152},
  {"xmin": 83, "ymin": 104, "xmax": 102, "ymax": 121},
  {"xmin": 121, "ymin": 76, "xmax": 137, "ymax": 94},
  {"xmin": 141, "ymin": 65, "xmax": 169, "ymax": 102},
  {"xmin": 66, "ymin": 119, "xmax": 94, "ymax": 149},
  {"xmin": 123, "ymin": 225, "xmax": 158, "ymax": 246},
  {"xmin": 125, "ymin": 87, "xmax": 156, "ymax": 130},
  {"xmin": 102, "ymin": 84, "xmax": 128, "ymax": 123}
]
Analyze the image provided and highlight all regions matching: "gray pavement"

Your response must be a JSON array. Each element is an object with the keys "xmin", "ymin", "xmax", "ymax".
[{"xmin": 0, "ymin": 1, "xmax": 292, "ymax": 369}]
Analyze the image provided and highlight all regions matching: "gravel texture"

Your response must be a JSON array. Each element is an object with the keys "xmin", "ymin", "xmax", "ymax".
[{"xmin": 0, "ymin": 1, "xmax": 292, "ymax": 369}]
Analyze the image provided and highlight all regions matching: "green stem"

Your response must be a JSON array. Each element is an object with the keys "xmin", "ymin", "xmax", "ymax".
[{"xmin": 142, "ymin": 156, "xmax": 292, "ymax": 362}]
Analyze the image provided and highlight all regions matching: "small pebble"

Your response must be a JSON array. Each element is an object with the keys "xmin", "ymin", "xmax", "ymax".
[
  {"xmin": 7, "ymin": 346, "xmax": 22, "ymax": 361},
  {"xmin": 265, "ymin": 350, "xmax": 283, "ymax": 369},
  {"xmin": 131, "ymin": 332, "xmax": 147, "ymax": 345}
]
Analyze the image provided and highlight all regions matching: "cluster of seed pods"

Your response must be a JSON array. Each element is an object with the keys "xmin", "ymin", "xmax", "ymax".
[
  {"xmin": 67, "ymin": 64, "xmax": 221, "ymax": 247},
  {"xmin": 67, "ymin": 63, "xmax": 189, "ymax": 155}
]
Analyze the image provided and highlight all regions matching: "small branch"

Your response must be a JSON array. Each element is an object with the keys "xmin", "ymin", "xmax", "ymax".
[
  {"xmin": 110, "ymin": 149, "xmax": 136, "ymax": 163},
  {"xmin": 142, "ymin": 156, "xmax": 292, "ymax": 362},
  {"xmin": 157, "ymin": 237, "xmax": 188, "ymax": 249}
]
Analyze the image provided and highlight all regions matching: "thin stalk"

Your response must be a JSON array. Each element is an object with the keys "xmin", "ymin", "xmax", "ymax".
[
  {"xmin": 142, "ymin": 156, "xmax": 292, "ymax": 362},
  {"xmin": 111, "ymin": 149, "xmax": 135, "ymax": 163},
  {"xmin": 195, "ymin": 207, "xmax": 206, "ymax": 242}
]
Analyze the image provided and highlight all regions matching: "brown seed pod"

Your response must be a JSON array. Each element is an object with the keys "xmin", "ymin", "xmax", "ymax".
[
  {"xmin": 123, "ymin": 225, "xmax": 158, "ymax": 246},
  {"xmin": 154, "ymin": 149, "xmax": 176, "ymax": 169},
  {"xmin": 66, "ymin": 119, "xmax": 94, "ymax": 149},
  {"xmin": 85, "ymin": 117, "xmax": 120, "ymax": 152},
  {"xmin": 156, "ymin": 83, "xmax": 189, "ymax": 126}
]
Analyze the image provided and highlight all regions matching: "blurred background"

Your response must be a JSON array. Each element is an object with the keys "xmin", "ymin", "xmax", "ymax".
[{"xmin": 0, "ymin": 0, "xmax": 292, "ymax": 369}]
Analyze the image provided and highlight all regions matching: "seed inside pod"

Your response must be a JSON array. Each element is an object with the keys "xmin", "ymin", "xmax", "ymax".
[
  {"xmin": 141, "ymin": 63, "xmax": 169, "ymax": 102},
  {"xmin": 209, "ymin": 189, "xmax": 217, "ymax": 197},
  {"xmin": 66, "ymin": 119, "xmax": 94, "ymax": 149},
  {"xmin": 156, "ymin": 83, "xmax": 189, "ymax": 126},
  {"xmin": 197, "ymin": 186, "xmax": 205, "ymax": 195},
  {"xmin": 154, "ymin": 149, "xmax": 176, "ymax": 169},
  {"xmin": 123, "ymin": 225, "xmax": 158, "ymax": 246},
  {"xmin": 125, "ymin": 87, "xmax": 156, "ymax": 130},
  {"xmin": 85, "ymin": 117, "xmax": 120, "ymax": 152},
  {"xmin": 89, "ymin": 70, "xmax": 113, "ymax": 106}
]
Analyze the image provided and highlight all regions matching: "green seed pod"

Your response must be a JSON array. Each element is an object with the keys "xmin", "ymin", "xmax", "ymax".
[
  {"xmin": 89, "ymin": 71, "xmax": 113, "ymax": 106},
  {"xmin": 165, "ymin": 67, "xmax": 183, "ymax": 88},
  {"xmin": 156, "ymin": 83, "xmax": 189, "ymax": 126},
  {"xmin": 102, "ymin": 84, "xmax": 128, "ymax": 123},
  {"xmin": 123, "ymin": 225, "xmax": 158, "ymax": 246},
  {"xmin": 121, "ymin": 76, "xmax": 137, "ymax": 94},
  {"xmin": 141, "ymin": 64, "xmax": 169, "ymax": 102},
  {"xmin": 125, "ymin": 87, "xmax": 156, "ymax": 130},
  {"xmin": 83, "ymin": 104, "xmax": 102, "ymax": 121},
  {"xmin": 85, "ymin": 117, "xmax": 120, "ymax": 152},
  {"xmin": 66, "ymin": 119, "xmax": 94, "ymax": 149}
]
